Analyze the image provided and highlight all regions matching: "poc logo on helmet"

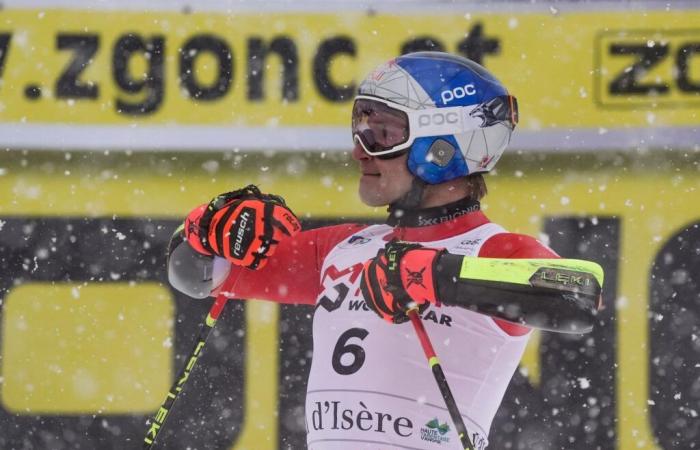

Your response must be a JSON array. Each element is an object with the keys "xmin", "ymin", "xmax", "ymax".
[
  {"xmin": 418, "ymin": 111, "xmax": 460, "ymax": 127},
  {"xmin": 441, "ymin": 83, "xmax": 477, "ymax": 104}
]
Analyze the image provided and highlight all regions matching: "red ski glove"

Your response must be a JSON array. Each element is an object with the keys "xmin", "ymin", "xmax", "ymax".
[
  {"xmin": 184, "ymin": 185, "xmax": 301, "ymax": 269},
  {"xmin": 360, "ymin": 241, "xmax": 445, "ymax": 324}
]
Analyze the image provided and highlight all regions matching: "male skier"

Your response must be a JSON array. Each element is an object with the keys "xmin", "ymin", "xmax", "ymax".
[{"xmin": 169, "ymin": 52, "xmax": 603, "ymax": 449}]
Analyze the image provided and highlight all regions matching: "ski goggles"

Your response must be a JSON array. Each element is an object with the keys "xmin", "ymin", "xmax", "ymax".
[{"xmin": 352, "ymin": 94, "xmax": 518, "ymax": 159}]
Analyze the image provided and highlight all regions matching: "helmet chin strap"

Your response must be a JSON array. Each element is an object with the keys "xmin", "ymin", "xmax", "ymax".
[{"xmin": 387, "ymin": 176, "xmax": 427, "ymax": 222}]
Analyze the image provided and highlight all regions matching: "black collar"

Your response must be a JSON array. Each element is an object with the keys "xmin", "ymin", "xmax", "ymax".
[{"xmin": 386, "ymin": 196, "xmax": 481, "ymax": 227}]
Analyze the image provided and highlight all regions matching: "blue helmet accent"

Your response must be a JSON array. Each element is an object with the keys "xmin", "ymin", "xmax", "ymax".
[
  {"xmin": 394, "ymin": 52, "xmax": 509, "ymax": 108},
  {"xmin": 407, "ymin": 135, "xmax": 468, "ymax": 184},
  {"xmin": 358, "ymin": 52, "xmax": 516, "ymax": 184}
]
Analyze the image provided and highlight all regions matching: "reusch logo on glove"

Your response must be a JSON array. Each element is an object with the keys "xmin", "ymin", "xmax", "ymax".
[
  {"xmin": 231, "ymin": 208, "xmax": 255, "ymax": 259},
  {"xmin": 186, "ymin": 184, "xmax": 301, "ymax": 270},
  {"xmin": 282, "ymin": 211, "xmax": 301, "ymax": 233}
]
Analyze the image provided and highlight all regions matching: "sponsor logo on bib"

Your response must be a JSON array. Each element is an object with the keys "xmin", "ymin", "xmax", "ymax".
[{"xmin": 420, "ymin": 418, "xmax": 451, "ymax": 444}]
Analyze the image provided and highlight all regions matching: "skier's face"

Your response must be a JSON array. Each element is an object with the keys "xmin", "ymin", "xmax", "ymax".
[{"xmin": 352, "ymin": 140, "xmax": 414, "ymax": 207}]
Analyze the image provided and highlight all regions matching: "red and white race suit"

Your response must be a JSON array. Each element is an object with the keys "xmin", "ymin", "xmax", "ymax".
[{"xmin": 217, "ymin": 209, "xmax": 556, "ymax": 450}]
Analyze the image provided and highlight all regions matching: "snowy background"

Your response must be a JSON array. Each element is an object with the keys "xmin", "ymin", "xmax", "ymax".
[{"xmin": 0, "ymin": 1, "xmax": 698, "ymax": 449}]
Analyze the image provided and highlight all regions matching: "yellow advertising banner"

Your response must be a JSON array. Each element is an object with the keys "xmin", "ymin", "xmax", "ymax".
[{"xmin": 0, "ymin": 7, "xmax": 699, "ymax": 150}]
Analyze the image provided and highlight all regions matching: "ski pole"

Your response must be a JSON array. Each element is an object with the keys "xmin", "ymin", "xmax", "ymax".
[
  {"xmin": 407, "ymin": 307, "xmax": 475, "ymax": 450},
  {"xmin": 143, "ymin": 283, "xmax": 234, "ymax": 449}
]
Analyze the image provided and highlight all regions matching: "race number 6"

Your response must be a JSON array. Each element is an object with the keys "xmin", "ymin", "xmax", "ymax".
[{"xmin": 331, "ymin": 328, "xmax": 369, "ymax": 375}]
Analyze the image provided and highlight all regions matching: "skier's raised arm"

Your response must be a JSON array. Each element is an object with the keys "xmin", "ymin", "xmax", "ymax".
[
  {"xmin": 360, "ymin": 240, "xmax": 604, "ymax": 333},
  {"xmin": 168, "ymin": 184, "xmax": 367, "ymax": 304}
]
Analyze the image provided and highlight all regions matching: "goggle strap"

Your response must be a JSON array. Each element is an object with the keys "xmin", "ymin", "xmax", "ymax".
[
  {"xmin": 407, "ymin": 104, "xmax": 484, "ymax": 139},
  {"xmin": 352, "ymin": 94, "xmax": 519, "ymax": 157}
]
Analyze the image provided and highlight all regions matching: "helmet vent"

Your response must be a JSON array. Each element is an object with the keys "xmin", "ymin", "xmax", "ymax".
[{"xmin": 426, "ymin": 139, "xmax": 455, "ymax": 167}]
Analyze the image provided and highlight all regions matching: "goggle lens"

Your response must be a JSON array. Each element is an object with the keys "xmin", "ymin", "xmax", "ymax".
[{"xmin": 351, "ymin": 98, "xmax": 410, "ymax": 156}]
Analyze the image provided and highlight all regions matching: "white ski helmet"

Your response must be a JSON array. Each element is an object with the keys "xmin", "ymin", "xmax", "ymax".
[{"xmin": 352, "ymin": 52, "xmax": 518, "ymax": 184}]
